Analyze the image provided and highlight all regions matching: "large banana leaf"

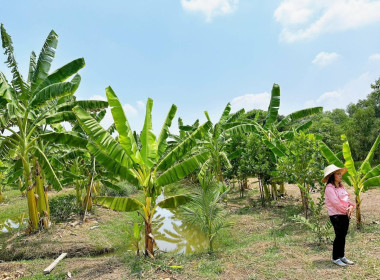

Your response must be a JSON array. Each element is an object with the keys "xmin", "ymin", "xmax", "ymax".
[
  {"xmin": 219, "ymin": 103, "xmax": 231, "ymax": 124},
  {"xmin": 157, "ymin": 104, "xmax": 177, "ymax": 159},
  {"xmin": 0, "ymin": 73, "xmax": 14, "ymax": 102},
  {"xmin": 0, "ymin": 24, "xmax": 29, "ymax": 96},
  {"xmin": 263, "ymin": 139, "xmax": 287, "ymax": 157},
  {"xmin": 277, "ymin": 107, "xmax": 323, "ymax": 128},
  {"xmin": 45, "ymin": 111, "xmax": 77, "ymax": 124},
  {"xmin": 363, "ymin": 176, "xmax": 380, "ymax": 190},
  {"xmin": 39, "ymin": 132, "xmax": 88, "ymax": 148},
  {"xmin": 140, "ymin": 98, "xmax": 157, "ymax": 169},
  {"xmin": 95, "ymin": 196, "xmax": 144, "ymax": 212},
  {"xmin": 156, "ymin": 151, "xmax": 210, "ymax": 186},
  {"xmin": 341, "ymin": 134, "xmax": 357, "ymax": 178},
  {"xmin": 34, "ymin": 58, "xmax": 85, "ymax": 93},
  {"xmin": 31, "ymin": 30, "xmax": 58, "ymax": 91},
  {"xmin": 226, "ymin": 108, "xmax": 245, "ymax": 123},
  {"xmin": 73, "ymin": 105, "xmax": 131, "ymax": 167},
  {"xmin": 105, "ymin": 86, "xmax": 141, "ymax": 164},
  {"xmin": 34, "ymin": 147, "xmax": 62, "ymax": 191},
  {"xmin": 156, "ymin": 195, "xmax": 191, "ymax": 209},
  {"xmin": 156, "ymin": 121, "xmax": 212, "ymax": 172},
  {"xmin": 57, "ymin": 100, "xmax": 109, "ymax": 112},
  {"xmin": 225, "ymin": 123, "xmax": 259, "ymax": 135},
  {"xmin": 359, "ymin": 134, "xmax": 380, "ymax": 174},
  {"xmin": 28, "ymin": 51, "xmax": 37, "ymax": 83},
  {"xmin": 30, "ymin": 74, "xmax": 81, "ymax": 107},
  {"xmin": 264, "ymin": 84, "xmax": 280, "ymax": 129},
  {"xmin": 363, "ymin": 164, "xmax": 380, "ymax": 180},
  {"xmin": 86, "ymin": 142, "xmax": 138, "ymax": 185},
  {"xmin": 100, "ymin": 179, "xmax": 122, "ymax": 192},
  {"xmin": 319, "ymin": 141, "xmax": 351, "ymax": 185}
]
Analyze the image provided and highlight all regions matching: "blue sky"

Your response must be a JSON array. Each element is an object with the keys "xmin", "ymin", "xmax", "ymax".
[{"xmin": 2, "ymin": 0, "xmax": 380, "ymax": 133}]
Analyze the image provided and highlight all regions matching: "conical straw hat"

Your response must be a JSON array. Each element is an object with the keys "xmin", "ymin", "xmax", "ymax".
[{"xmin": 322, "ymin": 164, "xmax": 347, "ymax": 183}]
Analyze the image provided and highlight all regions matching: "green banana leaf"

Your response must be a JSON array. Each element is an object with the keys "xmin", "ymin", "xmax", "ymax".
[
  {"xmin": 363, "ymin": 176, "xmax": 380, "ymax": 190},
  {"xmin": 226, "ymin": 108, "xmax": 245, "ymax": 123},
  {"xmin": 30, "ymin": 74, "xmax": 81, "ymax": 107},
  {"xmin": 157, "ymin": 104, "xmax": 177, "ymax": 159},
  {"xmin": 363, "ymin": 164, "xmax": 380, "ymax": 180},
  {"xmin": 156, "ymin": 121, "xmax": 212, "ymax": 172},
  {"xmin": 140, "ymin": 98, "xmax": 158, "ymax": 169},
  {"xmin": 57, "ymin": 100, "xmax": 108, "ymax": 112},
  {"xmin": 264, "ymin": 84, "xmax": 280, "ymax": 129},
  {"xmin": 31, "ymin": 30, "xmax": 58, "ymax": 91},
  {"xmin": 100, "ymin": 179, "xmax": 123, "ymax": 192},
  {"xmin": 219, "ymin": 102, "xmax": 231, "ymax": 124},
  {"xmin": 45, "ymin": 112, "xmax": 77, "ymax": 124},
  {"xmin": 39, "ymin": 132, "xmax": 88, "ymax": 148},
  {"xmin": 156, "ymin": 151, "xmax": 210, "ymax": 186},
  {"xmin": 277, "ymin": 107, "xmax": 323, "ymax": 128},
  {"xmin": 359, "ymin": 134, "xmax": 380, "ymax": 174},
  {"xmin": 34, "ymin": 146, "xmax": 62, "ymax": 191},
  {"xmin": 0, "ymin": 24, "xmax": 29, "ymax": 96},
  {"xmin": 34, "ymin": 58, "xmax": 85, "ymax": 93},
  {"xmin": 319, "ymin": 141, "xmax": 351, "ymax": 185},
  {"xmin": 73, "ymin": 105, "xmax": 131, "ymax": 167},
  {"xmin": 86, "ymin": 142, "xmax": 137, "ymax": 185},
  {"xmin": 28, "ymin": 51, "xmax": 36, "ymax": 83},
  {"xmin": 263, "ymin": 139, "xmax": 287, "ymax": 157},
  {"xmin": 105, "ymin": 86, "xmax": 141, "ymax": 164},
  {"xmin": 95, "ymin": 196, "xmax": 144, "ymax": 212},
  {"xmin": 156, "ymin": 195, "xmax": 191, "ymax": 209},
  {"xmin": 225, "ymin": 123, "xmax": 259, "ymax": 135},
  {"xmin": 341, "ymin": 134, "xmax": 357, "ymax": 178}
]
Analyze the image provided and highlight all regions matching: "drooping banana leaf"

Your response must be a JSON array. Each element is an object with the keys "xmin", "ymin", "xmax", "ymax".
[
  {"xmin": 31, "ymin": 30, "xmax": 58, "ymax": 91},
  {"xmin": 27, "ymin": 51, "xmax": 37, "ymax": 83},
  {"xmin": 30, "ymin": 74, "xmax": 81, "ymax": 108},
  {"xmin": 264, "ymin": 84, "xmax": 280, "ymax": 129},
  {"xmin": 363, "ymin": 164, "xmax": 380, "ymax": 180},
  {"xmin": 277, "ymin": 107, "xmax": 323, "ymax": 128},
  {"xmin": 226, "ymin": 108, "xmax": 245, "ymax": 124},
  {"xmin": 363, "ymin": 176, "xmax": 380, "ymax": 191},
  {"xmin": 45, "ymin": 111, "xmax": 77, "ymax": 124},
  {"xmin": 57, "ymin": 100, "xmax": 108, "ymax": 112},
  {"xmin": 157, "ymin": 104, "xmax": 177, "ymax": 160},
  {"xmin": 156, "ymin": 151, "xmax": 210, "ymax": 186},
  {"xmin": 73, "ymin": 105, "xmax": 131, "ymax": 167},
  {"xmin": 100, "ymin": 179, "xmax": 123, "ymax": 192},
  {"xmin": 34, "ymin": 147, "xmax": 62, "ymax": 191},
  {"xmin": 95, "ymin": 196, "xmax": 144, "ymax": 212},
  {"xmin": 34, "ymin": 58, "xmax": 85, "ymax": 93},
  {"xmin": 39, "ymin": 131, "xmax": 88, "ymax": 148}
]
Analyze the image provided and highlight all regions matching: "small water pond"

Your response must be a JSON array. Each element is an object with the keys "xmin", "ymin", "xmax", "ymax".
[
  {"xmin": 1, "ymin": 216, "xmax": 27, "ymax": 233},
  {"xmin": 152, "ymin": 188, "xmax": 208, "ymax": 254}
]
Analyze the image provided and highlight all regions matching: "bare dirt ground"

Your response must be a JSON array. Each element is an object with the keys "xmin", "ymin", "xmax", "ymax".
[{"xmin": 0, "ymin": 182, "xmax": 379, "ymax": 280}]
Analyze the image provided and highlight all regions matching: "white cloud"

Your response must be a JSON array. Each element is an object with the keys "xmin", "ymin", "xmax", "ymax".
[
  {"xmin": 305, "ymin": 72, "xmax": 374, "ymax": 111},
  {"xmin": 369, "ymin": 53, "xmax": 380, "ymax": 61},
  {"xmin": 274, "ymin": 0, "xmax": 380, "ymax": 42},
  {"xmin": 312, "ymin": 52, "xmax": 340, "ymax": 67},
  {"xmin": 181, "ymin": 0, "xmax": 238, "ymax": 21},
  {"xmin": 137, "ymin": 101, "xmax": 145, "ymax": 110},
  {"xmin": 230, "ymin": 92, "xmax": 270, "ymax": 112}
]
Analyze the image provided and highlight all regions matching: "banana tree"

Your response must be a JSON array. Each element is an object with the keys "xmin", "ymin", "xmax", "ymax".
[
  {"xmin": 0, "ymin": 25, "xmax": 92, "ymax": 231},
  {"xmin": 320, "ymin": 133, "xmax": 380, "ymax": 228},
  {"xmin": 73, "ymin": 87, "xmax": 212, "ymax": 257}
]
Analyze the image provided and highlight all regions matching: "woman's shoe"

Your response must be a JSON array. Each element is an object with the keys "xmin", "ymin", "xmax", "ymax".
[
  {"xmin": 340, "ymin": 257, "xmax": 354, "ymax": 265},
  {"xmin": 332, "ymin": 259, "xmax": 347, "ymax": 267}
]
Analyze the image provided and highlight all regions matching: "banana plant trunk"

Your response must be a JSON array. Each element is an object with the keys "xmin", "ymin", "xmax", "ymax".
[
  {"xmin": 271, "ymin": 183, "xmax": 277, "ymax": 200},
  {"xmin": 34, "ymin": 159, "xmax": 50, "ymax": 229},
  {"xmin": 263, "ymin": 184, "xmax": 270, "ymax": 200},
  {"xmin": 355, "ymin": 194, "xmax": 362, "ymax": 229},
  {"xmin": 144, "ymin": 197, "xmax": 155, "ymax": 257},
  {"xmin": 0, "ymin": 191, "xmax": 3, "ymax": 203},
  {"xmin": 279, "ymin": 182, "xmax": 285, "ymax": 197},
  {"xmin": 24, "ymin": 161, "xmax": 39, "ymax": 232}
]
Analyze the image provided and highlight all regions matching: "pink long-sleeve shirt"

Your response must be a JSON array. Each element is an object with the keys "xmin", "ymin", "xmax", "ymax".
[{"xmin": 325, "ymin": 183, "xmax": 355, "ymax": 216}]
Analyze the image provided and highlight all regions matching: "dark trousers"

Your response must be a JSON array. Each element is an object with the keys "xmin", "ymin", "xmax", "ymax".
[{"xmin": 330, "ymin": 215, "xmax": 349, "ymax": 260}]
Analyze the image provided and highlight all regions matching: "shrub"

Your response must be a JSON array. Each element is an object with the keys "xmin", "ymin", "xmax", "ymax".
[{"xmin": 49, "ymin": 194, "xmax": 83, "ymax": 223}]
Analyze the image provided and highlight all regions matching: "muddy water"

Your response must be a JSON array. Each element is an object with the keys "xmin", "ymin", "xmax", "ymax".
[{"xmin": 152, "ymin": 189, "xmax": 208, "ymax": 254}]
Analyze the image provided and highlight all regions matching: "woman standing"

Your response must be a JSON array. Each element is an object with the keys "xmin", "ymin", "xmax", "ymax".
[{"xmin": 322, "ymin": 164, "xmax": 355, "ymax": 267}]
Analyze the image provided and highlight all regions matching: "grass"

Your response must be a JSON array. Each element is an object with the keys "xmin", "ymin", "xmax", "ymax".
[{"xmin": 1, "ymin": 182, "xmax": 379, "ymax": 279}]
